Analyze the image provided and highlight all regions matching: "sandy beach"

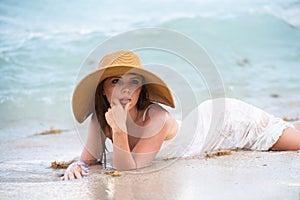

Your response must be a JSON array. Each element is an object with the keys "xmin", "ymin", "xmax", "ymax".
[{"xmin": 0, "ymin": 128, "xmax": 299, "ymax": 200}]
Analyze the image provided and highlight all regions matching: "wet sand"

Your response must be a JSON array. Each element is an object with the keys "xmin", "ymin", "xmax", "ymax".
[{"xmin": 0, "ymin": 129, "xmax": 299, "ymax": 200}]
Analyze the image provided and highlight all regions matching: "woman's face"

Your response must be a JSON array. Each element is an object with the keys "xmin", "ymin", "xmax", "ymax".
[{"xmin": 103, "ymin": 73, "xmax": 144, "ymax": 109}]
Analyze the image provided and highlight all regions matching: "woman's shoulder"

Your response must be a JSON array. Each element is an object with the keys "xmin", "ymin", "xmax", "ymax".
[
  {"xmin": 146, "ymin": 103, "xmax": 177, "ymax": 124},
  {"xmin": 143, "ymin": 103, "xmax": 168, "ymax": 120},
  {"xmin": 141, "ymin": 103, "xmax": 178, "ymax": 140},
  {"xmin": 148, "ymin": 103, "xmax": 166, "ymax": 111}
]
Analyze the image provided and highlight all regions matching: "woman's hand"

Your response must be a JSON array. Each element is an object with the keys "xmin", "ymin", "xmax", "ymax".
[
  {"xmin": 105, "ymin": 101, "xmax": 129, "ymax": 133},
  {"xmin": 62, "ymin": 161, "xmax": 89, "ymax": 180}
]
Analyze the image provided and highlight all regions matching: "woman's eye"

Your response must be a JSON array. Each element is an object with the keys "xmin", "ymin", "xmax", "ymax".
[
  {"xmin": 131, "ymin": 79, "xmax": 140, "ymax": 85},
  {"xmin": 112, "ymin": 79, "xmax": 120, "ymax": 84}
]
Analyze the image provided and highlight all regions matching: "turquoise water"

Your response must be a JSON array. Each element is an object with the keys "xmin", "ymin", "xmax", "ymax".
[{"xmin": 0, "ymin": 0, "xmax": 300, "ymax": 136}]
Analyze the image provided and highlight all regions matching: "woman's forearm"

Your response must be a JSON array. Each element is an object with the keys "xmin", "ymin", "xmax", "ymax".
[
  {"xmin": 80, "ymin": 114, "xmax": 105, "ymax": 165},
  {"xmin": 79, "ymin": 147, "xmax": 99, "ymax": 165},
  {"xmin": 112, "ymin": 130, "xmax": 137, "ymax": 170}
]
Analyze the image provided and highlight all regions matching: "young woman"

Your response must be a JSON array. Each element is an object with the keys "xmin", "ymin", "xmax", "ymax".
[
  {"xmin": 63, "ymin": 50, "xmax": 300, "ymax": 180},
  {"xmin": 63, "ymin": 50, "xmax": 178, "ymax": 180}
]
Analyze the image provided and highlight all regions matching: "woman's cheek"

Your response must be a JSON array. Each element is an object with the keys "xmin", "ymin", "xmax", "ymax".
[{"xmin": 132, "ymin": 89, "xmax": 141, "ymax": 105}]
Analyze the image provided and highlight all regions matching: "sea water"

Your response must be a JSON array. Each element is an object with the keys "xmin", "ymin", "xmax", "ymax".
[{"xmin": 0, "ymin": 0, "xmax": 300, "ymax": 184}]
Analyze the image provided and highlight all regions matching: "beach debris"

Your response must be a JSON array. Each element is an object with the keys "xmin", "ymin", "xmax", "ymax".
[
  {"xmin": 163, "ymin": 157, "xmax": 177, "ymax": 161},
  {"xmin": 50, "ymin": 160, "xmax": 76, "ymax": 169},
  {"xmin": 282, "ymin": 116, "xmax": 299, "ymax": 122},
  {"xmin": 38, "ymin": 127, "xmax": 65, "ymax": 135},
  {"xmin": 270, "ymin": 93, "xmax": 280, "ymax": 98},
  {"xmin": 104, "ymin": 170, "xmax": 122, "ymax": 177},
  {"xmin": 164, "ymin": 150, "xmax": 233, "ymax": 161},
  {"xmin": 236, "ymin": 58, "xmax": 249, "ymax": 67},
  {"xmin": 182, "ymin": 155, "xmax": 203, "ymax": 160},
  {"xmin": 205, "ymin": 150, "xmax": 232, "ymax": 159}
]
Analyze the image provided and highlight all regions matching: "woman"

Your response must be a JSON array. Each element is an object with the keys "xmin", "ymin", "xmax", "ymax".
[
  {"xmin": 63, "ymin": 50, "xmax": 178, "ymax": 180},
  {"xmin": 63, "ymin": 50, "xmax": 300, "ymax": 180}
]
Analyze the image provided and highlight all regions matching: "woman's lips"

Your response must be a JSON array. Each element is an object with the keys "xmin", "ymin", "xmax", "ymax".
[{"xmin": 119, "ymin": 98, "xmax": 131, "ymax": 106}]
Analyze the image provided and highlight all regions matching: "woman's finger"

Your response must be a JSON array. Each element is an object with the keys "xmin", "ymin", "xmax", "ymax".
[
  {"xmin": 63, "ymin": 172, "xmax": 69, "ymax": 181},
  {"xmin": 81, "ymin": 171, "xmax": 89, "ymax": 176},
  {"xmin": 124, "ymin": 103, "xmax": 130, "ymax": 112},
  {"xmin": 112, "ymin": 98, "xmax": 120, "ymax": 107},
  {"xmin": 74, "ymin": 170, "xmax": 83, "ymax": 179},
  {"xmin": 68, "ymin": 171, "xmax": 75, "ymax": 180}
]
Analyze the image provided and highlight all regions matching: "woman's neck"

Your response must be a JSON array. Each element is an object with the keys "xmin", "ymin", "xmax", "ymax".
[{"xmin": 128, "ymin": 106, "xmax": 140, "ymax": 123}]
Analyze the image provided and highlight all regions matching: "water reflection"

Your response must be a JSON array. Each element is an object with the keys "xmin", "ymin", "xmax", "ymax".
[{"xmin": 86, "ymin": 161, "xmax": 182, "ymax": 200}]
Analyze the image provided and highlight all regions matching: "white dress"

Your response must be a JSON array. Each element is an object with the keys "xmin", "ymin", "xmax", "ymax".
[{"xmin": 156, "ymin": 98, "xmax": 294, "ymax": 159}]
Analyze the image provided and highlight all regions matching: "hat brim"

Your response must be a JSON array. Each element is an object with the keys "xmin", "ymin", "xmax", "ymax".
[{"xmin": 72, "ymin": 65, "xmax": 175, "ymax": 123}]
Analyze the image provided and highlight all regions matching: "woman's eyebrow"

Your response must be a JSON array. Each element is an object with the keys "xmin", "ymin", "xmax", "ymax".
[
  {"xmin": 109, "ymin": 76, "xmax": 121, "ymax": 79},
  {"xmin": 126, "ymin": 73, "xmax": 143, "ymax": 79},
  {"xmin": 129, "ymin": 76, "xmax": 143, "ymax": 80}
]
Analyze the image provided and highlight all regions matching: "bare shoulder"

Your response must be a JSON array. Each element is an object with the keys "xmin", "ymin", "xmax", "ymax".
[
  {"xmin": 145, "ymin": 103, "xmax": 178, "ymax": 140},
  {"xmin": 145, "ymin": 103, "xmax": 168, "ymax": 121}
]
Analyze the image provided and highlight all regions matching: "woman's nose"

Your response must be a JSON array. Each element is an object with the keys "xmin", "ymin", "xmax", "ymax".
[{"xmin": 121, "ymin": 86, "xmax": 130, "ymax": 94}]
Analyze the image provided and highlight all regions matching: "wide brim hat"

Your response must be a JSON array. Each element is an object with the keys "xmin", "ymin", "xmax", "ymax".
[{"xmin": 72, "ymin": 50, "xmax": 175, "ymax": 123}]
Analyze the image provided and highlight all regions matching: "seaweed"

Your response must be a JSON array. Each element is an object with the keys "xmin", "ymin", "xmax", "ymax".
[
  {"xmin": 38, "ymin": 127, "xmax": 64, "ymax": 135},
  {"xmin": 50, "ymin": 160, "xmax": 76, "ymax": 169},
  {"xmin": 163, "ymin": 157, "xmax": 177, "ymax": 161},
  {"xmin": 205, "ymin": 150, "xmax": 232, "ymax": 159},
  {"xmin": 104, "ymin": 170, "xmax": 122, "ymax": 177},
  {"xmin": 282, "ymin": 116, "xmax": 299, "ymax": 122}
]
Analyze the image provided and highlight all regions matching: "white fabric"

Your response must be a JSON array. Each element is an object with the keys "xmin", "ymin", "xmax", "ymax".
[{"xmin": 157, "ymin": 98, "xmax": 293, "ymax": 159}]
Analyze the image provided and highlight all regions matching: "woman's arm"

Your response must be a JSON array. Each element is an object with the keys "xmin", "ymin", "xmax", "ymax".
[
  {"xmin": 112, "ymin": 129, "xmax": 137, "ymax": 170},
  {"xmin": 63, "ymin": 114, "xmax": 105, "ymax": 180},
  {"xmin": 271, "ymin": 125, "xmax": 300, "ymax": 150},
  {"xmin": 106, "ymin": 104, "xmax": 178, "ymax": 170},
  {"xmin": 79, "ymin": 113, "xmax": 105, "ymax": 164},
  {"xmin": 131, "ymin": 107, "xmax": 178, "ymax": 168},
  {"xmin": 105, "ymin": 104, "xmax": 136, "ymax": 170}
]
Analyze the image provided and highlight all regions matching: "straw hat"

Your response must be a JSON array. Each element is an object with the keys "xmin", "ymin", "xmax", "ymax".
[{"xmin": 72, "ymin": 50, "xmax": 175, "ymax": 123}]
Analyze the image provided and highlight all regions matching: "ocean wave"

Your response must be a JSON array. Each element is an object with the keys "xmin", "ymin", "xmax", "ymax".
[
  {"xmin": 1, "ymin": 0, "xmax": 299, "ymax": 55},
  {"xmin": 261, "ymin": 5, "xmax": 300, "ymax": 27}
]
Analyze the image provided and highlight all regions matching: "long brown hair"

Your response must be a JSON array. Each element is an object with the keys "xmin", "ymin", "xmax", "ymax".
[{"xmin": 95, "ymin": 78, "xmax": 150, "ymax": 132}]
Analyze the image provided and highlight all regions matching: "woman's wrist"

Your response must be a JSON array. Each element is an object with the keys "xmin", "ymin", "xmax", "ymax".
[
  {"xmin": 75, "ymin": 160, "xmax": 89, "ymax": 172},
  {"xmin": 111, "ymin": 124, "xmax": 127, "ymax": 134},
  {"xmin": 77, "ymin": 159, "xmax": 101, "ymax": 166},
  {"xmin": 76, "ymin": 160, "xmax": 88, "ymax": 167},
  {"xmin": 112, "ymin": 128, "xmax": 127, "ymax": 135}
]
